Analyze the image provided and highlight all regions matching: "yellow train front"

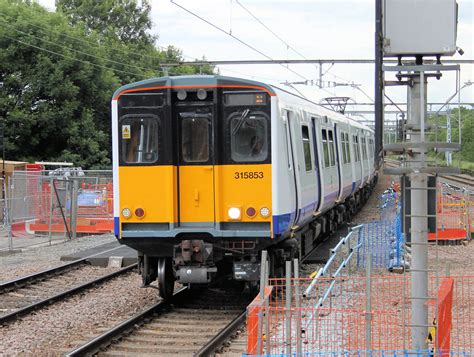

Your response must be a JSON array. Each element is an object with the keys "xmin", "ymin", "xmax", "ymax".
[{"xmin": 112, "ymin": 76, "xmax": 275, "ymax": 299}]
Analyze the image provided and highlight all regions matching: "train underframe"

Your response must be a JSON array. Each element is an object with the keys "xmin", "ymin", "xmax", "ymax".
[{"xmin": 124, "ymin": 177, "xmax": 377, "ymax": 299}]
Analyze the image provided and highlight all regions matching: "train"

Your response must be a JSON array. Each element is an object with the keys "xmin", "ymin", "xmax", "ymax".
[{"xmin": 111, "ymin": 75, "xmax": 377, "ymax": 299}]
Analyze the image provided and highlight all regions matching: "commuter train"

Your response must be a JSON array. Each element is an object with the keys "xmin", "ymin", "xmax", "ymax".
[{"xmin": 111, "ymin": 75, "xmax": 377, "ymax": 299}]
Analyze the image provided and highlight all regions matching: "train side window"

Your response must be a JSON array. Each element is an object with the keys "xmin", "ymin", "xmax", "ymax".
[
  {"xmin": 328, "ymin": 130, "xmax": 335, "ymax": 166},
  {"xmin": 322, "ymin": 129, "xmax": 329, "ymax": 168},
  {"xmin": 121, "ymin": 116, "xmax": 158, "ymax": 164},
  {"xmin": 229, "ymin": 112, "xmax": 268, "ymax": 162},
  {"xmin": 345, "ymin": 133, "xmax": 351, "ymax": 162},
  {"xmin": 181, "ymin": 116, "xmax": 210, "ymax": 163},
  {"xmin": 302, "ymin": 125, "xmax": 312, "ymax": 171}
]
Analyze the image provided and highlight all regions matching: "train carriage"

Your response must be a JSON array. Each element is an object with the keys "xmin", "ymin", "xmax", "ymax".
[{"xmin": 112, "ymin": 75, "xmax": 376, "ymax": 299}]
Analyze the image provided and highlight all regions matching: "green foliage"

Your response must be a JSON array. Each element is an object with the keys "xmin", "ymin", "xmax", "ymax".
[
  {"xmin": 427, "ymin": 107, "xmax": 474, "ymax": 165},
  {"xmin": 0, "ymin": 0, "xmax": 213, "ymax": 168},
  {"xmin": 56, "ymin": 0, "xmax": 155, "ymax": 46},
  {"xmin": 0, "ymin": 0, "xmax": 119, "ymax": 168}
]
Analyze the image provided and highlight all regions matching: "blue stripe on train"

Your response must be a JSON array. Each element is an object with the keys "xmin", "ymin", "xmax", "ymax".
[{"xmin": 114, "ymin": 217, "xmax": 119, "ymax": 237}]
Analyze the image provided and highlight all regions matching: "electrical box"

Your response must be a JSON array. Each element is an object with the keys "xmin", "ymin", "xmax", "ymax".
[{"xmin": 382, "ymin": 0, "xmax": 458, "ymax": 57}]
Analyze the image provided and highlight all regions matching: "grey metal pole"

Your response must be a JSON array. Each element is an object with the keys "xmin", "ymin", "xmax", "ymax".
[
  {"xmin": 409, "ymin": 74, "xmax": 429, "ymax": 351},
  {"xmin": 6, "ymin": 177, "xmax": 12, "ymax": 251},
  {"xmin": 294, "ymin": 258, "xmax": 302, "ymax": 356},
  {"xmin": 257, "ymin": 250, "xmax": 267, "ymax": 355},
  {"xmin": 365, "ymin": 254, "xmax": 372, "ymax": 352},
  {"xmin": 374, "ymin": 0, "xmax": 383, "ymax": 167},
  {"xmin": 285, "ymin": 260, "xmax": 292, "ymax": 356},
  {"xmin": 70, "ymin": 179, "xmax": 79, "ymax": 240},
  {"xmin": 48, "ymin": 176, "xmax": 54, "ymax": 244}
]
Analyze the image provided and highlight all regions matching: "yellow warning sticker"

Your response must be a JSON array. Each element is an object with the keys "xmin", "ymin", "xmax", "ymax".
[{"xmin": 122, "ymin": 125, "xmax": 131, "ymax": 139}]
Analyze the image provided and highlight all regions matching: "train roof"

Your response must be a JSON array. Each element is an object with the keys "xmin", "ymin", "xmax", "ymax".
[{"xmin": 113, "ymin": 75, "xmax": 372, "ymax": 133}]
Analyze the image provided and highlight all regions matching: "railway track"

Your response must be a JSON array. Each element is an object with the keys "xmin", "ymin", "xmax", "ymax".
[
  {"xmin": 66, "ymin": 286, "xmax": 254, "ymax": 357},
  {"xmin": 0, "ymin": 258, "xmax": 137, "ymax": 324}
]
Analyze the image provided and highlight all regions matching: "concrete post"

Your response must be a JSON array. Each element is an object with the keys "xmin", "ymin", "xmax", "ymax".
[
  {"xmin": 409, "ymin": 74, "xmax": 429, "ymax": 351},
  {"xmin": 257, "ymin": 250, "xmax": 267, "ymax": 355}
]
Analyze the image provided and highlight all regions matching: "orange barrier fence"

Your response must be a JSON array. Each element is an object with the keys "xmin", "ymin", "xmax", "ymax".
[
  {"xmin": 246, "ymin": 286, "xmax": 273, "ymax": 355},
  {"xmin": 429, "ymin": 182, "xmax": 473, "ymax": 241},
  {"xmin": 437, "ymin": 277, "xmax": 454, "ymax": 356},
  {"xmin": 247, "ymin": 275, "xmax": 474, "ymax": 355}
]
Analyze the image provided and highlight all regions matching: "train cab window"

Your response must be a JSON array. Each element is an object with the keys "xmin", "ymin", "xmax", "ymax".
[
  {"xmin": 301, "ymin": 125, "xmax": 312, "ymax": 171},
  {"xmin": 229, "ymin": 111, "xmax": 268, "ymax": 162},
  {"xmin": 121, "ymin": 116, "xmax": 158, "ymax": 164},
  {"xmin": 322, "ymin": 129, "xmax": 330, "ymax": 168},
  {"xmin": 181, "ymin": 115, "xmax": 210, "ymax": 163}
]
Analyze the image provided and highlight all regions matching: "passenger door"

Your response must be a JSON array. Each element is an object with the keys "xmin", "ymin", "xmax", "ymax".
[{"xmin": 177, "ymin": 107, "xmax": 215, "ymax": 226}]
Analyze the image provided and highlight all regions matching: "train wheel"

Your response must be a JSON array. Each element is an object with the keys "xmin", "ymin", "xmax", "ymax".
[{"xmin": 157, "ymin": 257, "xmax": 174, "ymax": 300}]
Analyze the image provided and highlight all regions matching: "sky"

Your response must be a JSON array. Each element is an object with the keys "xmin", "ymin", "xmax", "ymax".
[{"xmin": 39, "ymin": 0, "xmax": 473, "ymax": 124}]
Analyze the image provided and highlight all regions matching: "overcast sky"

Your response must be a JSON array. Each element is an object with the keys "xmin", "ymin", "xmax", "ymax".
[{"xmin": 39, "ymin": 0, "xmax": 473, "ymax": 121}]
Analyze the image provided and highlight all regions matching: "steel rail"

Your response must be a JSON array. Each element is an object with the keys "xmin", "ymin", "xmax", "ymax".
[
  {"xmin": 64, "ymin": 287, "xmax": 189, "ymax": 357},
  {"xmin": 0, "ymin": 263, "xmax": 137, "ymax": 324},
  {"xmin": 194, "ymin": 310, "xmax": 247, "ymax": 357},
  {"xmin": 0, "ymin": 259, "xmax": 88, "ymax": 293},
  {"xmin": 0, "ymin": 244, "xmax": 124, "ymax": 293}
]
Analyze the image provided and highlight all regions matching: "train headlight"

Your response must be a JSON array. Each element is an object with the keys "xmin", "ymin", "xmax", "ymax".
[
  {"xmin": 228, "ymin": 207, "xmax": 241, "ymax": 220},
  {"xmin": 260, "ymin": 207, "xmax": 270, "ymax": 218},
  {"xmin": 121, "ymin": 208, "xmax": 132, "ymax": 218}
]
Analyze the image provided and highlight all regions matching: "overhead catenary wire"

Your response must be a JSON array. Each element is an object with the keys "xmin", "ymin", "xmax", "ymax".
[
  {"xmin": 0, "ymin": 10, "xmax": 201, "ymax": 71},
  {"xmin": 0, "ymin": 32, "xmax": 146, "ymax": 78},
  {"xmin": 170, "ymin": 0, "xmax": 310, "ymax": 82},
  {"xmin": 234, "ymin": 0, "xmax": 315, "ymax": 67},
  {"xmin": 0, "ymin": 15, "xmax": 155, "ymax": 74}
]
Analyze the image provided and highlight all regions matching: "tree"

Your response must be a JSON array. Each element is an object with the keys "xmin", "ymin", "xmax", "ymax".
[
  {"xmin": 0, "ymin": 0, "xmax": 119, "ymax": 168},
  {"xmin": 56, "ymin": 0, "xmax": 155, "ymax": 46}
]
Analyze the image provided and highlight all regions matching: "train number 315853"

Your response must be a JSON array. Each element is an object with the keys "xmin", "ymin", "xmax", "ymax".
[{"xmin": 234, "ymin": 171, "xmax": 264, "ymax": 179}]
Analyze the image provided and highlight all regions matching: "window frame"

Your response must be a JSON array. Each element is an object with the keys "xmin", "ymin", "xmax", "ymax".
[
  {"xmin": 119, "ymin": 114, "xmax": 160, "ymax": 166},
  {"xmin": 302, "ymin": 125, "xmax": 312, "ymax": 172},
  {"xmin": 228, "ymin": 110, "xmax": 270, "ymax": 163}
]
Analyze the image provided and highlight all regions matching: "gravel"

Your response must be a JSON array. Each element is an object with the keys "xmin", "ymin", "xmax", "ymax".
[
  {"xmin": 0, "ymin": 234, "xmax": 116, "ymax": 283},
  {"xmin": 0, "ymin": 272, "xmax": 160, "ymax": 355}
]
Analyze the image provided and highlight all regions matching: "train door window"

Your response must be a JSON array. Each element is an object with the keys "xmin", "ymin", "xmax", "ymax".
[
  {"xmin": 229, "ymin": 111, "xmax": 268, "ymax": 162},
  {"xmin": 322, "ymin": 129, "xmax": 329, "ymax": 168},
  {"xmin": 353, "ymin": 135, "xmax": 360, "ymax": 162},
  {"xmin": 362, "ymin": 137, "xmax": 368, "ymax": 160},
  {"xmin": 121, "ymin": 116, "xmax": 158, "ymax": 164},
  {"xmin": 345, "ymin": 133, "xmax": 351, "ymax": 162},
  {"xmin": 302, "ymin": 125, "xmax": 312, "ymax": 171},
  {"xmin": 340, "ymin": 132, "xmax": 347, "ymax": 164},
  {"xmin": 328, "ymin": 130, "xmax": 336, "ymax": 166},
  {"xmin": 181, "ymin": 114, "xmax": 210, "ymax": 163}
]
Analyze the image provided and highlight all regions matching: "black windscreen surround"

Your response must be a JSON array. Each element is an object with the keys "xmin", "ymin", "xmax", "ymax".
[
  {"xmin": 117, "ymin": 86, "xmax": 271, "ymax": 166},
  {"xmin": 221, "ymin": 90, "xmax": 271, "ymax": 165}
]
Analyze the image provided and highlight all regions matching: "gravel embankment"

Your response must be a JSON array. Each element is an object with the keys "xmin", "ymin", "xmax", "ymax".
[
  {"xmin": 0, "ymin": 272, "xmax": 159, "ymax": 355},
  {"xmin": 0, "ymin": 234, "xmax": 116, "ymax": 282}
]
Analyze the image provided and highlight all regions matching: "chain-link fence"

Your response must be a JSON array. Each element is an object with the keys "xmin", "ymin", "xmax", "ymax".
[{"xmin": 1, "ymin": 169, "xmax": 113, "ymax": 252}]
